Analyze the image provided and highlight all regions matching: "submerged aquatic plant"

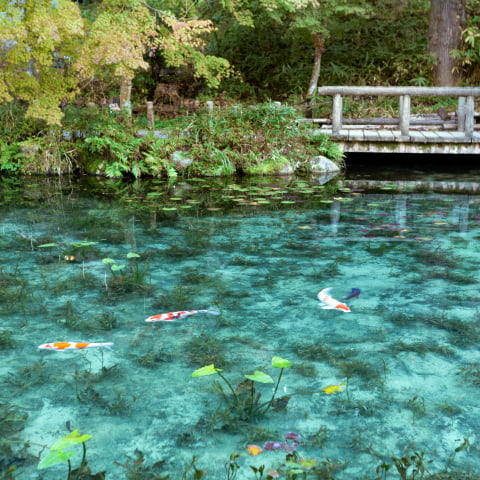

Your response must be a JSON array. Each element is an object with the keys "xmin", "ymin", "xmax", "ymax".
[
  {"xmin": 243, "ymin": 432, "xmax": 347, "ymax": 479},
  {"xmin": 114, "ymin": 449, "xmax": 169, "ymax": 480},
  {"xmin": 38, "ymin": 428, "xmax": 104, "ymax": 480},
  {"xmin": 191, "ymin": 356, "xmax": 292, "ymax": 422},
  {"xmin": 102, "ymin": 252, "xmax": 152, "ymax": 295}
]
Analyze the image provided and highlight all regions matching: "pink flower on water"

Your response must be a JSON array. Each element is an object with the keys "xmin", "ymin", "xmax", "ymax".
[
  {"xmin": 284, "ymin": 432, "xmax": 302, "ymax": 441},
  {"xmin": 263, "ymin": 441, "xmax": 282, "ymax": 451},
  {"xmin": 281, "ymin": 442, "xmax": 298, "ymax": 453}
]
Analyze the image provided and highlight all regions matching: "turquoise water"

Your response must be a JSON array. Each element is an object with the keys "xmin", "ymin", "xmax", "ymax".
[{"xmin": 1, "ymin": 175, "xmax": 480, "ymax": 479}]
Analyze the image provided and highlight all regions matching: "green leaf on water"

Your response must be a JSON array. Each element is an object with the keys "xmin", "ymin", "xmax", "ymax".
[
  {"xmin": 50, "ymin": 430, "xmax": 93, "ymax": 450},
  {"xmin": 70, "ymin": 241, "xmax": 98, "ymax": 247},
  {"xmin": 38, "ymin": 243, "xmax": 58, "ymax": 248},
  {"xmin": 102, "ymin": 258, "xmax": 115, "ymax": 264},
  {"xmin": 192, "ymin": 364, "xmax": 223, "ymax": 377},
  {"xmin": 111, "ymin": 264, "xmax": 125, "ymax": 271},
  {"xmin": 126, "ymin": 252, "xmax": 140, "ymax": 258},
  {"xmin": 244, "ymin": 371, "xmax": 274, "ymax": 383},
  {"xmin": 271, "ymin": 356, "xmax": 291, "ymax": 368},
  {"xmin": 38, "ymin": 450, "xmax": 77, "ymax": 469}
]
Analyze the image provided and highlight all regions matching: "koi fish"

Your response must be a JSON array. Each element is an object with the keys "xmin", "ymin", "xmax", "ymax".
[
  {"xmin": 317, "ymin": 287, "xmax": 350, "ymax": 312},
  {"xmin": 144, "ymin": 310, "xmax": 220, "ymax": 322},
  {"xmin": 342, "ymin": 288, "xmax": 361, "ymax": 301},
  {"xmin": 38, "ymin": 342, "xmax": 114, "ymax": 351}
]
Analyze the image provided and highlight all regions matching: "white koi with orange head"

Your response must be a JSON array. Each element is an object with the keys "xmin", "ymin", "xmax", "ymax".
[
  {"xmin": 317, "ymin": 288, "xmax": 351, "ymax": 312},
  {"xmin": 144, "ymin": 309, "xmax": 220, "ymax": 322},
  {"xmin": 38, "ymin": 342, "xmax": 114, "ymax": 351}
]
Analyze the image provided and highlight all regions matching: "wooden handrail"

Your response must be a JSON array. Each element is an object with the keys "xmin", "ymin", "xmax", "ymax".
[{"xmin": 317, "ymin": 86, "xmax": 479, "ymax": 137}]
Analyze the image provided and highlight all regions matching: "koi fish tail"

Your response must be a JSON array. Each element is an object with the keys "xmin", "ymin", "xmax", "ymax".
[
  {"xmin": 101, "ymin": 342, "xmax": 115, "ymax": 349},
  {"xmin": 203, "ymin": 310, "xmax": 221, "ymax": 315}
]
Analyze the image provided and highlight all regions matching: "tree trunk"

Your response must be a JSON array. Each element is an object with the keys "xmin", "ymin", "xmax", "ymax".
[
  {"xmin": 305, "ymin": 33, "xmax": 325, "ymax": 117},
  {"xmin": 428, "ymin": 0, "xmax": 466, "ymax": 86}
]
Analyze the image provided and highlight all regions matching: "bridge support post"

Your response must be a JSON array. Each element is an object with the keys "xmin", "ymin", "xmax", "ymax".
[
  {"xmin": 465, "ymin": 96, "xmax": 474, "ymax": 137},
  {"xmin": 332, "ymin": 94, "xmax": 343, "ymax": 136},
  {"xmin": 399, "ymin": 94, "xmax": 410, "ymax": 137}
]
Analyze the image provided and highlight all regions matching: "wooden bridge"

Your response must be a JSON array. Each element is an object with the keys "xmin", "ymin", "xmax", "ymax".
[{"xmin": 307, "ymin": 86, "xmax": 480, "ymax": 154}]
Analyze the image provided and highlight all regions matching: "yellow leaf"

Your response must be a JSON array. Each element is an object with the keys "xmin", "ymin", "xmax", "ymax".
[{"xmin": 322, "ymin": 382, "xmax": 346, "ymax": 394}]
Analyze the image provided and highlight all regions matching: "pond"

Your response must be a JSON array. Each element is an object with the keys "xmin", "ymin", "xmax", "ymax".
[{"xmin": 1, "ymin": 165, "xmax": 480, "ymax": 480}]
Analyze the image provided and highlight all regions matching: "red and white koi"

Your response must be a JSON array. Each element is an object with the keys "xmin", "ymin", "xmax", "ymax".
[
  {"xmin": 144, "ymin": 309, "xmax": 220, "ymax": 322},
  {"xmin": 38, "ymin": 341, "xmax": 114, "ymax": 351},
  {"xmin": 317, "ymin": 288, "xmax": 351, "ymax": 312}
]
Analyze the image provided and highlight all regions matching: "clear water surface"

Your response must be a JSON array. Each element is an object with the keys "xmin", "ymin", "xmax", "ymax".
[{"xmin": 1, "ymin": 166, "xmax": 480, "ymax": 479}]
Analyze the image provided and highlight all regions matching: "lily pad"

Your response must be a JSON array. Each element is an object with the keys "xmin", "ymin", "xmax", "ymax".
[
  {"xmin": 192, "ymin": 364, "xmax": 223, "ymax": 377},
  {"xmin": 102, "ymin": 258, "xmax": 115, "ymax": 264},
  {"xmin": 51, "ymin": 430, "xmax": 93, "ymax": 450},
  {"xmin": 272, "ymin": 356, "xmax": 292, "ymax": 368},
  {"xmin": 111, "ymin": 264, "xmax": 125, "ymax": 271},
  {"xmin": 38, "ymin": 450, "xmax": 77, "ymax": 469},
  {"xmin": 244, "ymin": 371, "xmax": 274, "ymax": 383}
]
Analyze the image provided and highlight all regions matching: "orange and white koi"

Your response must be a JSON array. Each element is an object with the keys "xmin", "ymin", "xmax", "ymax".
[
  {"xmin": 38, "ymin": 341, "xmax": 114, "ymax": 351},
  {"xmin": 317, "ymin": 288, "xmax": 350, "ymax": 312},
  {"xmin": 144, "ymin": 310, "xmax": 220, "ymax": 322}
]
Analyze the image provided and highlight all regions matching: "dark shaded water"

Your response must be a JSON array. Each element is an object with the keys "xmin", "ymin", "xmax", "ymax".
[
  {"xmin": 345, "ymin": 153, "xmax": 480, "ymax": 181},
  {"xmin": 1, "ymin": 169, "xmax": 480, "ymax": 479}
]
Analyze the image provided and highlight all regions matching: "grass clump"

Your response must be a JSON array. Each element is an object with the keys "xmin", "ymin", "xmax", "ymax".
[{"xmin": 176, "ymin": 103, "xmax": 344, "ymax": 177}]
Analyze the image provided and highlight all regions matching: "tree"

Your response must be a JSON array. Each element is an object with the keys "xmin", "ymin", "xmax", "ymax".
[
  {"xmin": 202, "ymin": 0, "xmax": 369, "ymax": 105},
  {"xmin": 0, "ymin": 0, "xmax": 85, "ymax": 125},
  {"xmin": 287, "ymin": 0, "xmax": 370, "ymax": 99},
  {"xmin": 451, "ymin": 0, "xmax": 480, "ymax": 83},
  {"xmin": 74, "ymin": 0, "xmax": 157, "ymax": 110},
  {"xmin": 0, "ymin": 0, "xmax": 234, "ymax": 124},
  {"xmin": 428, "ymin": 0, "xmax": 466, "ymax": 86}
]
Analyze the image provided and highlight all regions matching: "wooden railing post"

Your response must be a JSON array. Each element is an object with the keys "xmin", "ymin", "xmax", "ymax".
[
  {"xmin": 465, "ymin": 95, "xmax": 474, "ymax": 137},
  {"xmin": 399, "ymin": 94, "xmax": 410, "ymax": 137},
  {"xmin": 457, "ymin": 96, "xmax": 465, "ymax": 132},
  {"xmin": 332, "ymin": 94, "xmax": 343, "ymax": 135},
  {"xmin": 146, "ymin": 101, "xmax": 155, "ymax": 128}
]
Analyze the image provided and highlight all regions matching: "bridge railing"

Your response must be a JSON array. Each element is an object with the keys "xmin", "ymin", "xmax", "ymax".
[{"xmin": 316, "ymin": 86, "xmax": 480, "ymax": 138}]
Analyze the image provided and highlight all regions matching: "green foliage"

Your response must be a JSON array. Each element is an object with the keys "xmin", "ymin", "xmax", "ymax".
[
  {"xmin": 205, "ymin": 0, "xmax": 438, "ymax": 99},
  {"xmin": 102, "ymin": 253, "xmax": 153, "ymax": 295},
  {"xmin": 178, "ymin": 103, "xmax": 343, "ymax": 176},
  {"xmin": 64, "ymin": 106, "xmax": 182, "ymax": 178},
  {"xmin": 0, "ymin": 0, "xmax": 85, "ymax": 125},
  {"xmin": 61, "ymin": 101, "xmax": 343, "ymax": 178},
  {"xmin": 191, "ymin": 356, "xmax": 292, "ymax": 423},
  {"xmin": 37, "ymin": 429, "xmax": 105, "ymax": 480},
  {"xmin": 451, "ymin": 0, "xmax": 480, "ymax": 83}
]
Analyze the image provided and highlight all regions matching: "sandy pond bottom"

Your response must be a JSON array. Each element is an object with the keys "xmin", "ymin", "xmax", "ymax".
[{"xmin": 1, "ymin": 175, "xmax": 480, "ymax": 479}]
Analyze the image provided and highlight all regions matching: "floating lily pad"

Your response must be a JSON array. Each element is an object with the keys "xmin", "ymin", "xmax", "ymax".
[
  {"xmin": 272, "ymin": 356, "xmax": 291, "ymax": 368},
  {"xmin": 192, "ymin": 364, "xmax": 222, "ymax": 377},
  {"xmin": 244, "ymin": 371, "xmax": 274, "ymax": 383},
  {"xmin": 38, "ymin": 450, "xmax": 77, "ymax": 469}
]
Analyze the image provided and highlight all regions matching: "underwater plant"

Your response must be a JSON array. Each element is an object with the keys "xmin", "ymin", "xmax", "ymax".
[
  {"xmin": 38, "ymin": 428, "xmax": 104, "ymax": 480},
  {"xmin": 114, "ymin": 449, "xmax": 169, "ymax": 480},
  {"xmin": 101, "ymin": 252, "xmax": 153, "ymax": 295},
  {"xmin": 191, "ymin": 356, "xmax": 292, "ymax": 422},
  {"xmin": 185, "ymin": 333, "xmax": 227, "ymax": 367},
  {"xmin": 243, "ymin": 433, "xmax": 347, "ymax": 479}
]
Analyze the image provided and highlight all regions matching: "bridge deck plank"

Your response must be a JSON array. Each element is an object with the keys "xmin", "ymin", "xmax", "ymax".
[
  {"xmin": 346, "ymin": 129, "xmax": 364, "ymax": 141},
  {"xmin": 319, "ymin": 127, "xmax": 479, "ymax": 144}
]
